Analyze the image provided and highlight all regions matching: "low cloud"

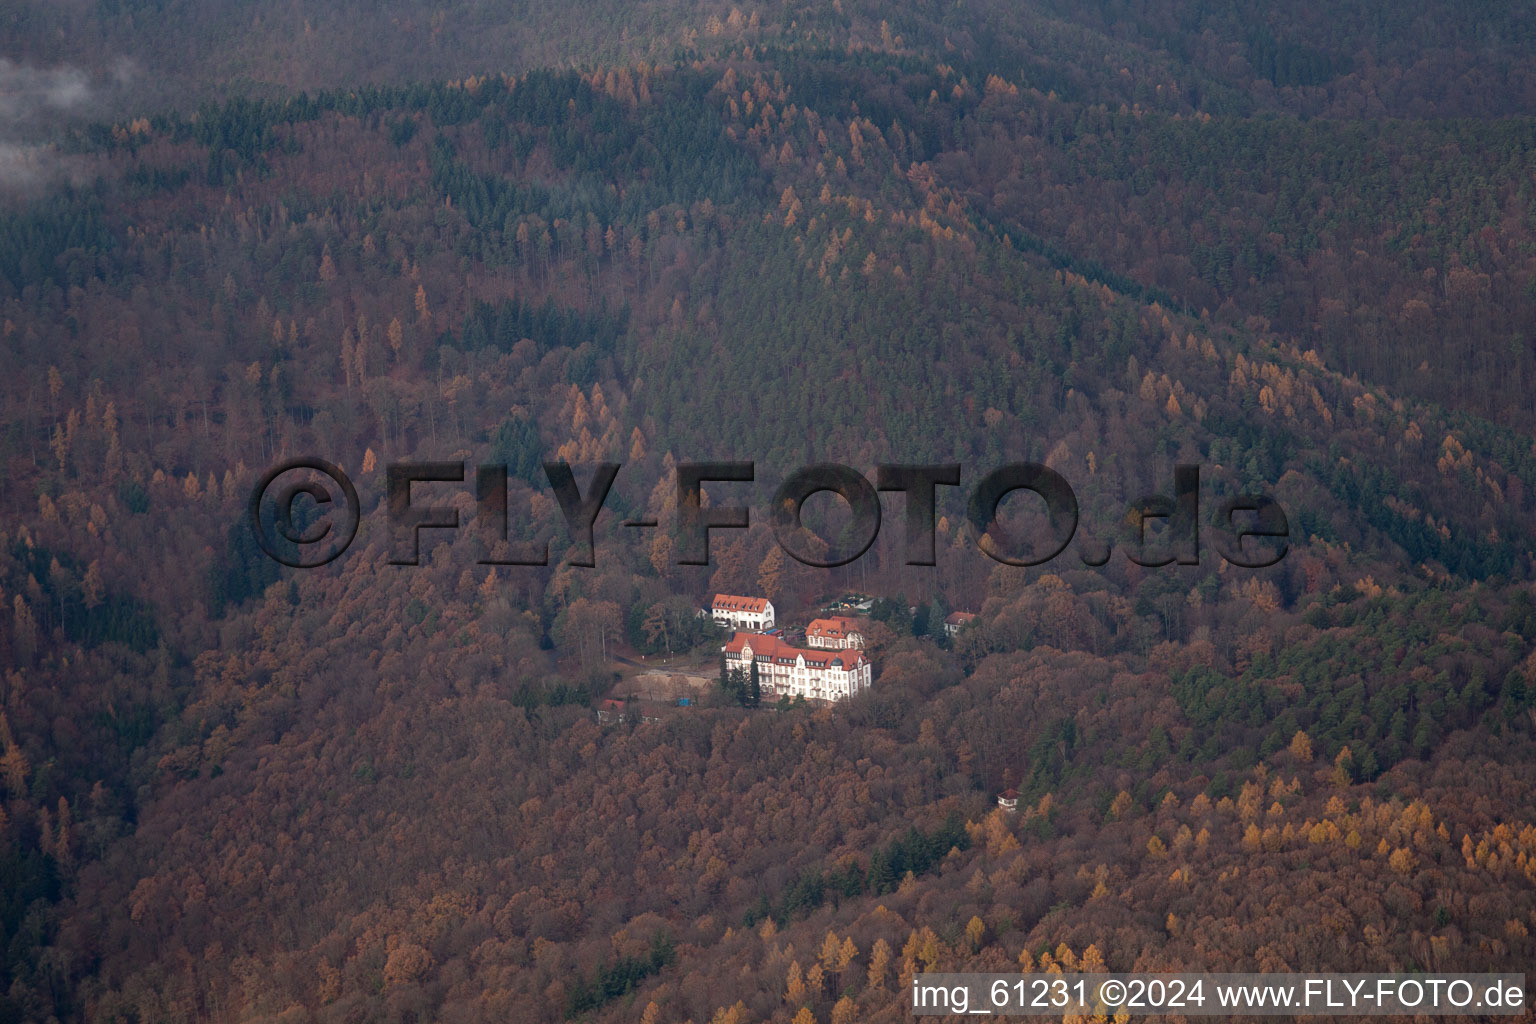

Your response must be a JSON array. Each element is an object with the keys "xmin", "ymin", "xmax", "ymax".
[
  {"xmin": 0, "ymin": 59, "xmax": 94, "ymax": 126},
  {"xmin": 0, "ymin": 141, "xmax": 51, "ymax": 188},
  {"xmin": 0, "ymin": 59, "xmax": 125, "ymax": 194}
]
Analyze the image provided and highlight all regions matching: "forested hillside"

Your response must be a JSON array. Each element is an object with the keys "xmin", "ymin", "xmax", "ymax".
[
  {"xmin": 8, "ymin": 0, "xmax": 1536, "ymax": 118},
  {"xmin": 0, "ymin": 4, "xmax": 1534, "ymax": 1022}
]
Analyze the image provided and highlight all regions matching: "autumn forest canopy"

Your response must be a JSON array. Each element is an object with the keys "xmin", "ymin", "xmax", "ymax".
[{"xmin": 0, "ymin": 0, "xmax": 1534, "ymax": 1022}]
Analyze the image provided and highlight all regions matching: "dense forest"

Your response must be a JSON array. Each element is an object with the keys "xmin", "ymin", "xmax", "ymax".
[{"xmin": 0, "ymin": 1, "xmax": 1533, "ymax": 1022}]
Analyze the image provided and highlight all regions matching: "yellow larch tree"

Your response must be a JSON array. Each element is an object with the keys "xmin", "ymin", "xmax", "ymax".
[
  {"xmin": 866, "ymin": 938, "xmax": 889, "ymax": 989},
  {"xmin": 1289, "ymin": 730, "xmax": 1314, "ymax": 762}
]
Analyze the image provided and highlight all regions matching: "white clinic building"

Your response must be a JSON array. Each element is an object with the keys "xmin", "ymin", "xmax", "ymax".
[{"xmin": 721, "ymin": 631, "xmax": 872, "ymax": 702}]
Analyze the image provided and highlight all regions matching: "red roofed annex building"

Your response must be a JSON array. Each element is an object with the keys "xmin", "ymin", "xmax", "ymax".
[
  {"xmin": 721, "ymin": 631, "xmax": 872, "ymax": 702},
  {"xmin": 711, "ymin": 594, "xmax": 775, "ymax": 631},
  {"xmin": 804, "ymin": 616, "xmax": 865, "ymax": 650}
]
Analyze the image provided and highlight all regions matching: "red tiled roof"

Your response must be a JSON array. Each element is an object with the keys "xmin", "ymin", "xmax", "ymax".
[
  {"xmin": 722, "ymin": 631, "xmax": 867, "ymax": 670},
  {"xmin": 712, "ymin": 594, "xmax": 771, "ymax": 613},
  {"xmin": 806, "ymin": 616, "xmax": 862, "ymax": 640},
  {"xmin": 945, "ymin": 611, "xmax": 977, "ymax": 625}
]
